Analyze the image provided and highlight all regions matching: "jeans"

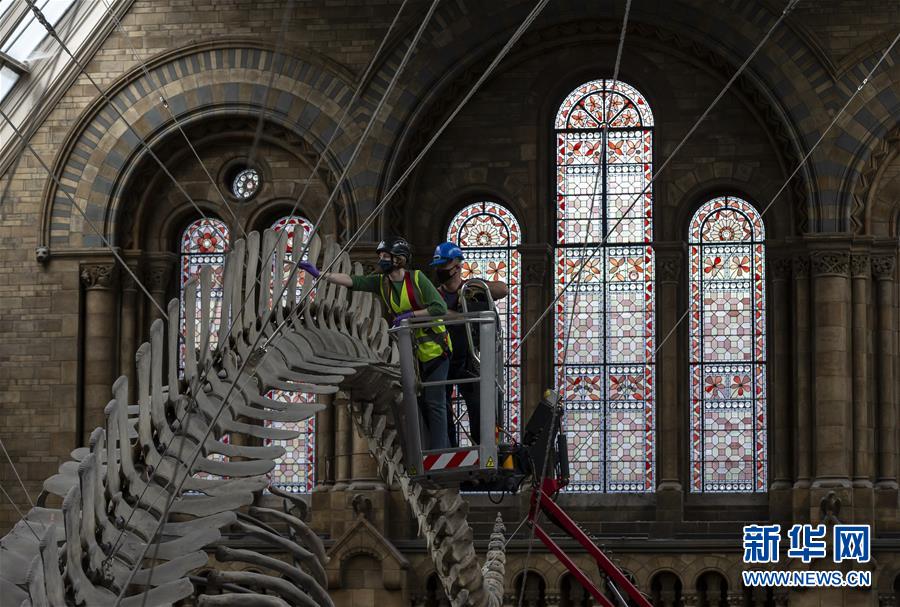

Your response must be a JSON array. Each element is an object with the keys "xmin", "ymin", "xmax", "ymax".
[{"xmin": 419, "ymin": 355, "xmax": 450, "ymax": 450}]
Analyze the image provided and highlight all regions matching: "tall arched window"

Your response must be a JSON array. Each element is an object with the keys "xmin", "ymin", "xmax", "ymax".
[
  {"xmin": 267, "ymin": 215, "xmax": 316, "ymax": 493},
  {"xmin": 688, "ymin": 196, "xmax": 767, "ymax": 493},
  {"xmin": 180, "ymin": 217, "xmax": 230, "ymax": 480},
  {"xmin": 179, "ymin": 217, "xmax": 230, "ymax": 370},
  {"xmin": 447, "ymin": 201, "xmax": 522, "ymax": 438},
  {"xmin": 554, "ymin": 79, "xmax": 655, "ymax": 493}
]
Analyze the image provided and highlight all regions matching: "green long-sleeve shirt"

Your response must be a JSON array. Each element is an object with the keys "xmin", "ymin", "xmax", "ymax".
[{"xmin": 350, "ymin": 270, "xmax": 447, "ymax": 316}]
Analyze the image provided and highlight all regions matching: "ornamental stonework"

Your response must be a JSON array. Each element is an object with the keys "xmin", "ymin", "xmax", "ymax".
[
  {"xmin": 79, "ymin": 263, "xmax": 116, "ymax": 289},
  {"xmin": 871, "ymin": 255, "xmax": 896, "ymax": 280},
  {"xmin": 810, "ymin": 251, "xmax": 850, "ymax": 277},
  {"xmin": 850, "ymin": 254, "xmax": 870, "ymax": 278},
  {"xmin": 792, "ymin": 255, "xmax": 810, "ymax": 278}
]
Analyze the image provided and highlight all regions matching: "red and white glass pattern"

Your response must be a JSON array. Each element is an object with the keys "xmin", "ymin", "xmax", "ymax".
[
  {"xmin": 266, "ymin": 215, "xmax": 316, "ymax": 492},
  {"xmin": 266, "ymin": 391, "xmax": 316, "ymax": 493},
  {"xmin": 447, "ymin": 201, "xmax": 521, "ymax": 441},
  {"xmin": 555, "ymin": 80, "xmax": 655, "ymax": 492},
  {"xmin": 689, "ymin": 196, "xmax": 767, "ymax": 493},
  {"xmin": 179, "ymin": 217, "xmax": 229, "ymax": 478},
  {"xmin": 179, "ymin": 217, "xmax": 229, "ymax": 373}
]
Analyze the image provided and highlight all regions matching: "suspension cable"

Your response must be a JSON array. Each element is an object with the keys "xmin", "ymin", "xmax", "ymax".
[
  {"xmin": 103, "ymin": 0, "xmax": 412, "ymax": 567},
  {"xmin": 260, "ymin": 0, "xmax": 552, "ymax": 353},
  {"xmin": 102, "ymin": 0, "xmax": 414, "ymax": 567},
  {"xmin": 24, "ymin": 0, "xmax": 236, "ymax": 249},
  {"xmin": 651, "ymin": 30, "xmax": 900, "ymax": 361},
  {"xmin": 504, "ymin": 0, "xmax": 801, "ymax": 371},
  {"xmin": 97, "ymin": 0, "xmax": 297, "ymax": 240},
  {"xmin": 0, "ymin": 480, "xmax": 41, "ymax": 542},
  {"xmin": 518, "ymin": 2, "xmax": 633, "ymax": 605},
  {"xmin": 116, "ymin": 3, "xmax": 443, "ymax": 602},
  {"xmin": 0, "ymin": 106, "xmax": 167, "ymax": 317}
]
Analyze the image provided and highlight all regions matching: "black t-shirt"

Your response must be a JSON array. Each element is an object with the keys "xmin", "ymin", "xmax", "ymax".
[{"xmin": 439, "ymin": 283, "xmax": 490, "ymax": 370}]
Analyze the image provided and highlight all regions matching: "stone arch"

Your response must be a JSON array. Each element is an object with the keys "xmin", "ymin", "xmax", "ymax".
[
  {"xmin": 649, "ymin": 569, "xmax": 683, "ymax": 607},
  {"xmin": 694, "ymin": 569, "xmax": 729, "ymax": 606},
  {"xmin": 558, "ymin": 572, "xmax": 592, "ymax": 607},
  {"xmin": 381, "ymin": 3, "xmax": 820, "ymax": 238},
  {"xmin": 414, "ymin": 178, "xmax": 528, "ymax": 250},
  {"xmin": 40, "ymin": 40, "xmax": 359, "ymax": 252},
  {"xmin": 854, "ymin": 125, "xmax": 900, "ymax": 237},
  {"xmin": 831, "ymin": 48, "xmax": 900, "ymax": 234},
  {"xmin": 513, "ymin": 570, "xmax": 547, "ymax": 607}
]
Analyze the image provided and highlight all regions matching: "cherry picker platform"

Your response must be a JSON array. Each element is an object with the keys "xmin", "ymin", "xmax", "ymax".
[{"xmin": 390, "ymin": 280, "xmax": 652, "ymax": 607}]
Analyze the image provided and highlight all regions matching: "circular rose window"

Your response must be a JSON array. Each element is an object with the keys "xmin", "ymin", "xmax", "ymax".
[{"xmin": 231, "ymin": 168, "xmax": 260, "ymax": 200}]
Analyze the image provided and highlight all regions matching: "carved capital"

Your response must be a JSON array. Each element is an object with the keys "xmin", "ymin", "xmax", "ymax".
[
  {"xmin": 810, "ymin": 251, "xmax": 850, "ymax": 277},
  {"xmin": 522, "ymin": 260, "xmax": 547, "ymax": 286},
  {"xmin": 657, "ymin": 254, "xmax": 682, "ymax": 283},
  {"xmin": 850, "ymin": 253, "xmax": 870, "ymax": 278},
  {"xmin": 772, "ymin": 257, "xmax": 792, "ymax": 280},
  {"xmin": 80, "ymin": 263, "xmax": 116, "ymax": 290},
  {"xmin": 871, "ymin": 255, "xmax": 896, "ymax": 280},
  {"xmin": 144, "ymin": 262, "xmax": 173, "ymax": 293},
  {"xmin": 792, "ymin": 254, "xmax": 809, "ymax": 278}
]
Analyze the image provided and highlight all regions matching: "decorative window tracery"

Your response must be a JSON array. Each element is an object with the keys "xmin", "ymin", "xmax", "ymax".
[
  {"xmin": 447, "ymin": 201, "xmax": 522, "ymax": 440},
  {"xmin": 179, "ymin": 217, "xmax": 230, "ymax": 478},
  {"xmin": 689, "ymin": 196, "xmax": 767, "ymax": 492},
  {"xmin": 266, "ymin": 215, "xmax": 316, "ymax": 493},
  {"xmin": 179, "ymin": 217, "xmax": 229, "ymax": 371},
  {"xmin": 554, "ymin": 79, "xmax": 655, "ymax": 492}
]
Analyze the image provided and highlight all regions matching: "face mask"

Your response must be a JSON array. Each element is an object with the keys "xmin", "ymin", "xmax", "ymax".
[
  {"xmin": 436, "ymin": 268, "xmax": 454, "ymax": 284},
  {"xmin": 378, "ymin": 258, "xmax": 394, "ymax": 273}
]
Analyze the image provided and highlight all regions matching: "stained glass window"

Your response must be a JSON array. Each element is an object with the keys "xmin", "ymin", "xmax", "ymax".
[
  {"xmin": 266, "ymin": 215, "xmax": 316, "ymax": 493},
  {"xmin": 689, "ymin": 196, "xmax": 767, "ymax": 492},
  {"xmin": 179, "ymin": 217, "xmax": 229, "ymax": 479},
  {"xmin": 179, "ymin": 217, "xmax": 229, "ymax": 371},
  {"xmin": 554, "ymin": 79, "xmax": 655, "ymax": 492},
  {"xmin": 447, "ymin": 201, "xmax": 521, "ymax": 442},
  {"xmin": 232, "ymin": 168, "xmax": 260, "ymax": 199}
]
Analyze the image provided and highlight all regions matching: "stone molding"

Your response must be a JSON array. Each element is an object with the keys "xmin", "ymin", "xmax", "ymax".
[
  {"xmin": 80, "ymin": 263, "xmax": 117, "ymax": 290},
  {"xmin": 792, "ymin": 254, "xmax": 810, "ymax": 278},
  {"xmin": 850, "ymin": 253, "xmax": 870, "ymax": 278},
  {"xmin": 772, "ymin": 257, "xmax": 792, "ymax": 279},
  {"xmin": 810, "ymin": 251, "xmax": 850, "ymax": 277},
  {"xmin": 871, "ymin": 254, "xmax": 896, "ymax": 280}
]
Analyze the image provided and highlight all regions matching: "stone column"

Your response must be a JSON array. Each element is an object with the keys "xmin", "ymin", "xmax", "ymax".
[
  {"xmin": 655, "ymin": 245, "xmax": 683, "ymax": 524},
  {"xmin": 143, "ymin": 255, "xmax": 176, "ymax": 333},
  {"xmin": 791, "ymin": 254, "xmax": 812, "ymax": 521},
  {"xmin": 349, "ymin": 411, "xmax": 382, "ymax": 490},
  {"xmin": 850, "ymin": 254, "xmax": 873, "ymax": 498},
  {"xmin": 769, "ymin": 257, "xmax": 792, "ymax": 521},
  {"xmin": 333, "ymin": 392, "xmax": 352, "ymax": 491},
  {"xmin": 809, "ymin": 250, "xmax": 852, "ymax": 489},
  {"xmin": 873, "ymin": 255, "xmax": 897, "ymax": 490},
  {"xmin": 519, "ymin": 244, "xmax": 551, "ymax": 422},
  {"xmin": 314, "ymin": 396, "xmax": 335, "ymax": 490},
  {"xmin": 80, "ymin": 262, "xmax": 118, "ymax": 445},
  {"xmin": 119, "ymin": 260, "xmax": 140, "ymax": 403}
]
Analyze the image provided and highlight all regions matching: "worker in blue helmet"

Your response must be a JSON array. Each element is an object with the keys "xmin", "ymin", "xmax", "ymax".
[{"xmin": 430, "ymin": 241, "xmax": 508, "ymax": 446}]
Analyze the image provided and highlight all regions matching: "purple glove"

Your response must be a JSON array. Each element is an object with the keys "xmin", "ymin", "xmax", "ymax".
[
  {"xmin": 298, "ymin": 260, "xmax": 320, "ymax": 278},
  {"xmin": 392, "ymin": 311, "xmax": 414, "ymax": 327}
]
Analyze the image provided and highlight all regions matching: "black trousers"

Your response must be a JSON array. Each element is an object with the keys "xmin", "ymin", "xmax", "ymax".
[{"xmin": 445, "ymin": 354, "xmax": 481, "ymax": 446}]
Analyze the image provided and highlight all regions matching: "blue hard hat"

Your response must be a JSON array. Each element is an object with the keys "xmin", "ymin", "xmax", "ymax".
[{"xmin": 430, "ymin": 241, "xmax": 464, "ymax": 266}]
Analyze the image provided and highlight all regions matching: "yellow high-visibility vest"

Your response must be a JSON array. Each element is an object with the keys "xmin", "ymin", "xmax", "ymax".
[{"xmin": 380, "ymin": 270, "xmax": 452, "ymax": 363}]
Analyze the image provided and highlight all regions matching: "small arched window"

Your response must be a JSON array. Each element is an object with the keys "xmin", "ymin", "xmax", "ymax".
[
  {"xmin": 267, "ymin": 214, "xmax": 316, "ymax": 493},
  {"xmin": 179, "ymin": 217, "xmax": 229, "ymax": 370},
  {"xmin": 447, "ymin": 201, "xmax": 522, "ymax": 438},
  {"xmin": 554, "ymin": 79, "xmax": 655, "ymax": 493},
  {"xmin": 688, "ymin": 196, "xmax": 767, "ymax": 492}
]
